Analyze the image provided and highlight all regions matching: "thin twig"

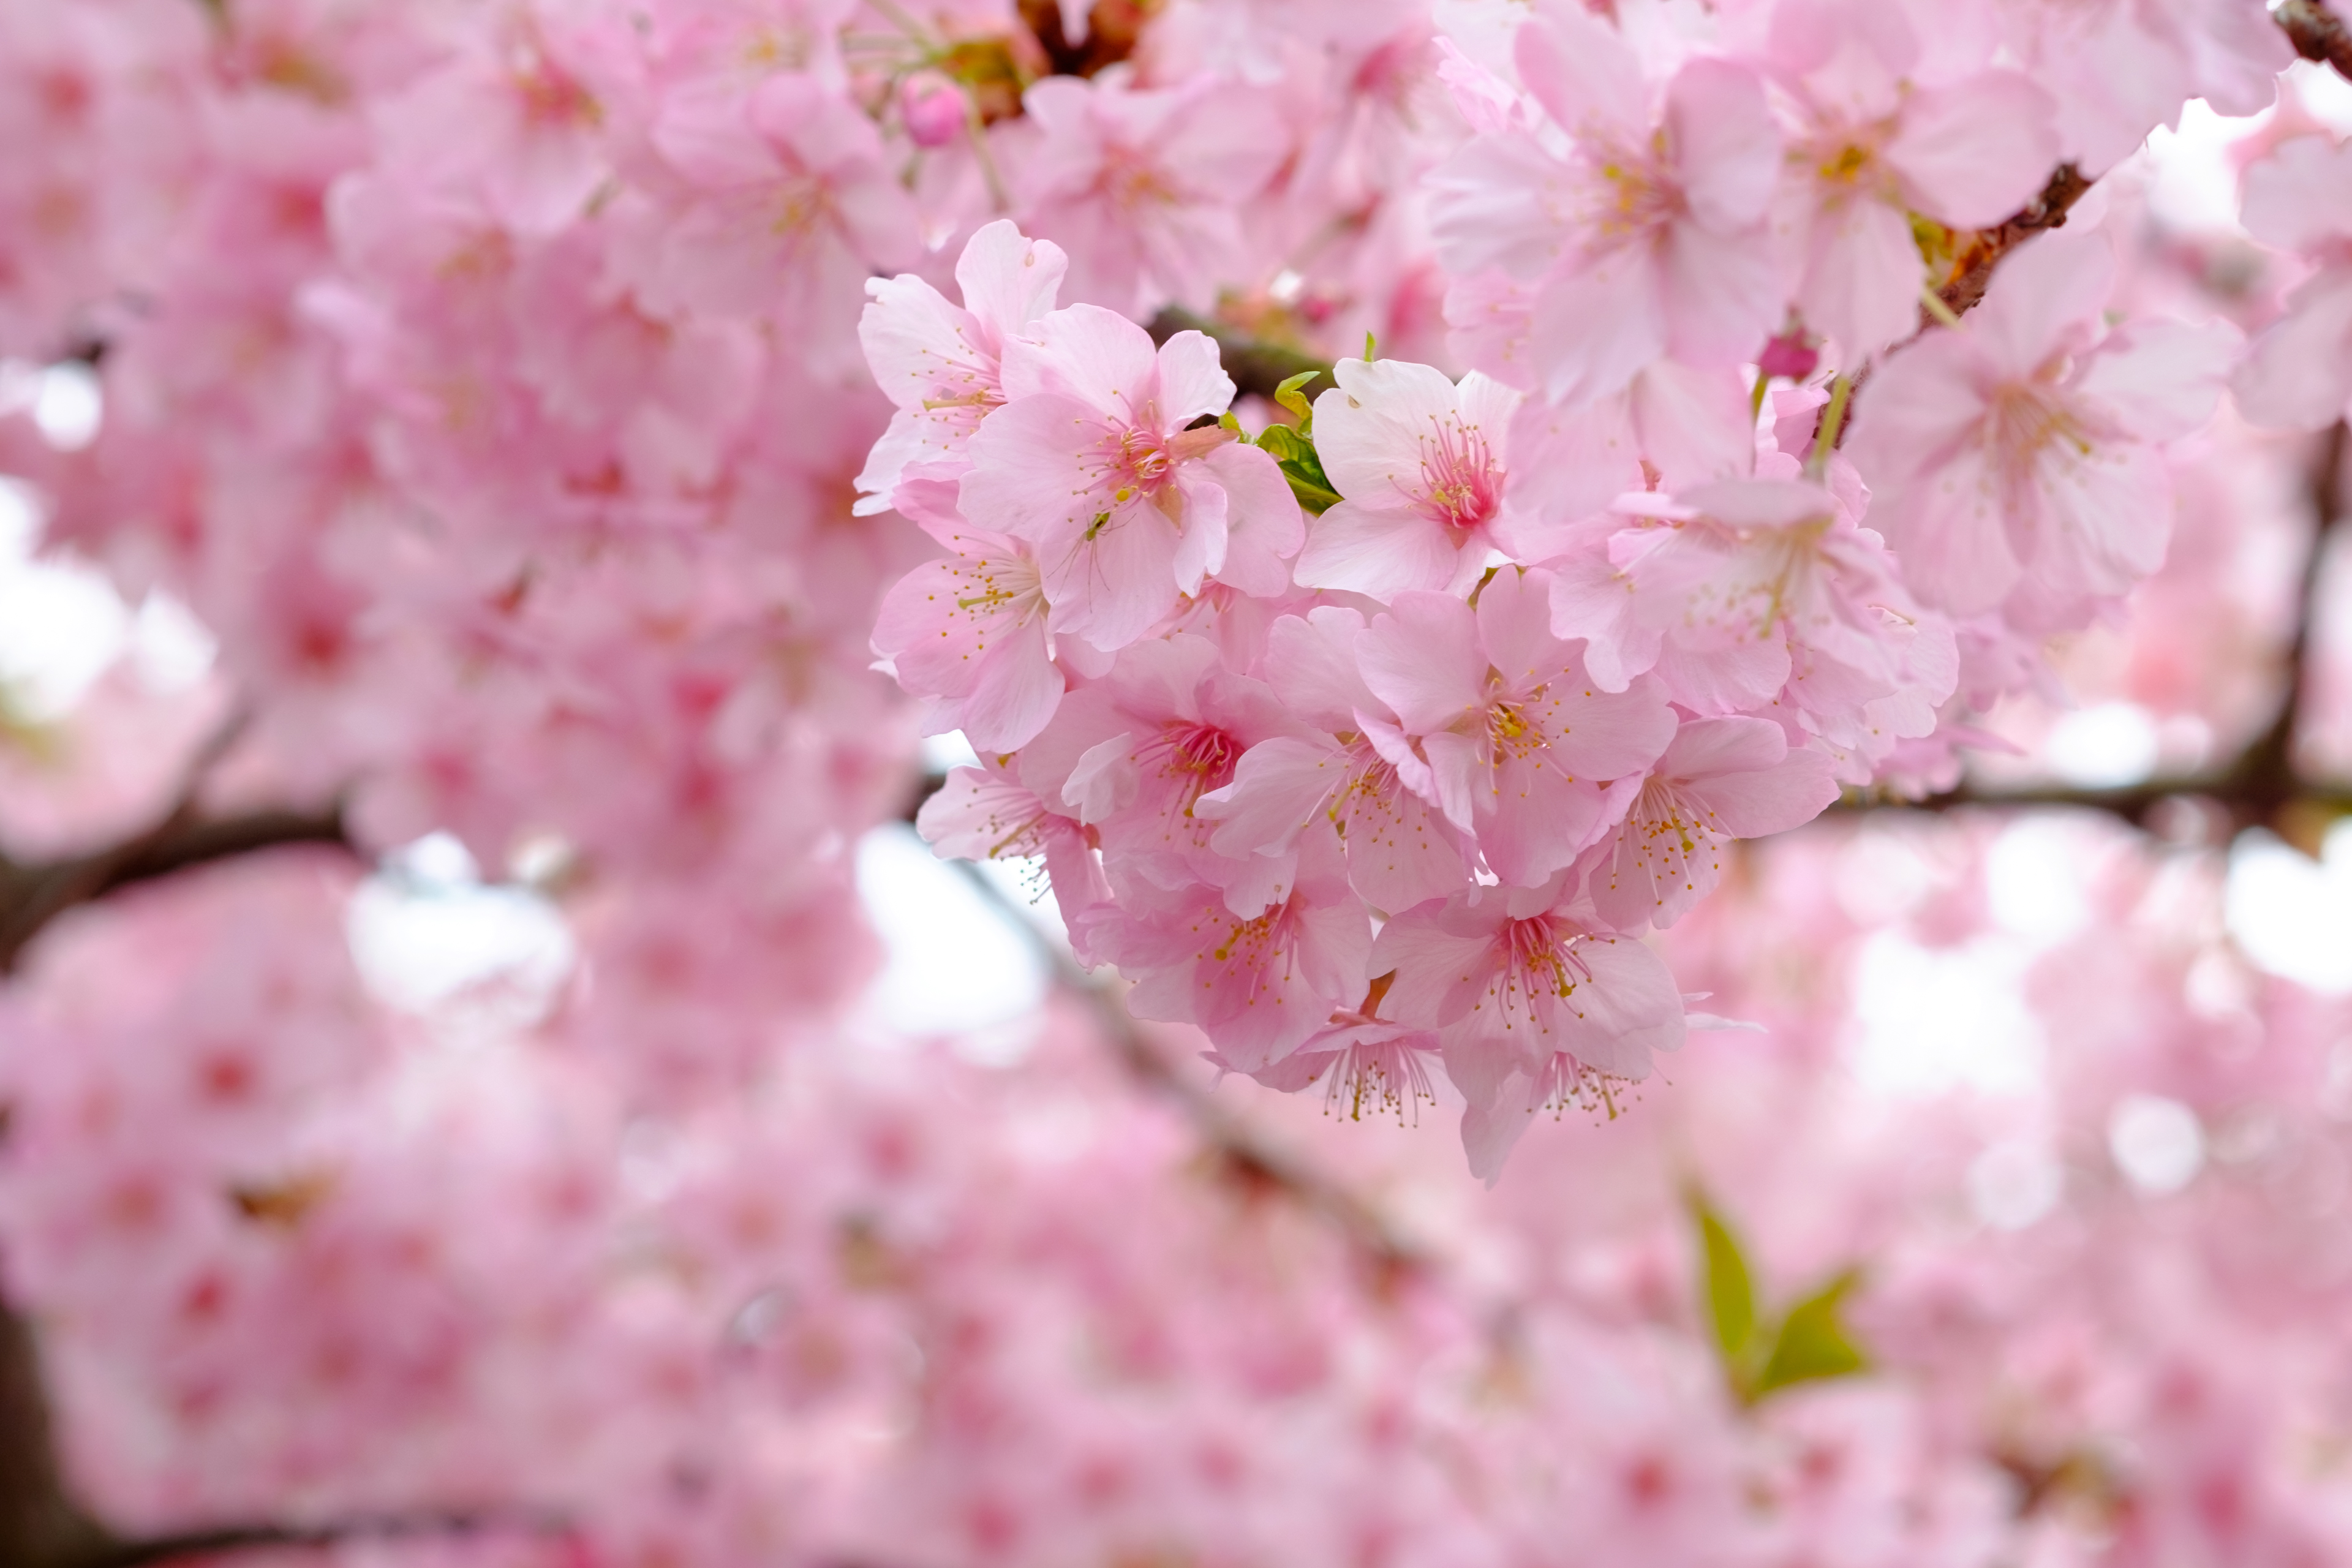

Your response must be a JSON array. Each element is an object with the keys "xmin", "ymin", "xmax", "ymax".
[
  {"xmin": 1145, "ymin": 308, "xmax": 1336, "ymax": 407},
  {"xmin": 2278, "ymin": 0, "xmax": 2352, "ymax": 80},
  {"xmin": 1846, "ymin": 421, "xmax": 2351, "ymax": 836}
]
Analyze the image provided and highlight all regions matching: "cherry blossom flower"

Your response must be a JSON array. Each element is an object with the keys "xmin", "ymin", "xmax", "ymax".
[
  {"xmin": 1429, "ymin": 7, "xmax": 1783, "ymax": 405},
  {"xmin": 1194, "ymin": 606, "xmax": 1476, "ymax": 915},
  {"xmin": 2232, "ymin": 133, "xmax": 2352, "ymax": 432},
  {"xmin": 1763, "ymin": 0, "xmax": 2062, "ymax": 358},
  {"xmin": 1293, "ymin": 356, "xmax": 1522, "ymax": 597},
  {"xmin": 854, "ymin": 220, "xmax": 1070, "ymax": 516},
  {"xmin": 1010, "ymin": 72, "xmax": 1291, "ymax": 316},
  {"xmin": 1580, "ymin": 715, "xmax": 1840, "ymax": 932},
  {"xmin": 959, "ymin": 305, "xmax": 1301, "ymax": 652},
  {"xmin": 1355, "ymin": 568, "xmax": 1676, "ymax": 886},
  {"xmin": 1371, "ymin": 877, "xmax": 1687, "ymax": 1180},
  {"xmin": 1846, "ymin": 232, "xmax": 2238, "ymax": 625}
]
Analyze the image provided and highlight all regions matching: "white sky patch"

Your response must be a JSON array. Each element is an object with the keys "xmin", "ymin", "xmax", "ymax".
[
  {"xmin": 0, "ymin": 484, "xmax": 130, "ymax": 721},
  {"xmin": 127, "ymin": 592, "xmax": 217, "ymax": 692},
  {"xmin": 2108, "ymin": 1093, "xmax": 2206, "ymax": 1194},
  {"xmin": 348, "ymin": 832, "xmax": 577, "ymax": 1029},
  {"xmin": 29, "ymin": 362, "xmax": 102, "ymax": 451},
  {"xmin": 2044, "ymin": 702, "xmax": 2162, "ymax": 789},
  {"xmin": 920, "ymin": 729, "xmax": 982, "ymax": 772},
  {"xmin": 854, "ymin": 822, "xmax": 1047, "ymax": 1061},
  {"xmin": 2141, "ymin": 98, "xmax": 2255, "ymax": 232},
  {"xmin": 1849, "ymin": 931, "xmax": 2047, "ymax": 1098},
  {"xmin": 2226, "ymin": 823, "xmax": 2352, "ymax": 994},
  {"xmin": 1986, "ymin": 817, "xmax": 2095, "ymax": 948}
]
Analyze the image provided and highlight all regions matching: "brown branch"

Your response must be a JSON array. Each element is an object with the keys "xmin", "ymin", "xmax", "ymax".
[
  {"xmin": 1145, "ymin": 308, "xmax": 1335, "ymax": 407},
  {"xmin": 2278, "ymin": 0, "xmax": 2352, "ymax": 80},
  {"xmin": 1838, "ymin": 421, "xmax": 2352, "ymax": 837},
  {"xmin": 948, "ymin": 861, "xmax": 1425, "ymax": 1283},
  {"xmin": 75, "ymin": 1510, "xmax": 568, "ymax": 1568},
  {"xmin": 0, "ymin": 800, "xmax": 353, "ymax": 974},
  {"xmin": 1930, "ymin": 163, "xmax": 2095, "ymax": 322}
]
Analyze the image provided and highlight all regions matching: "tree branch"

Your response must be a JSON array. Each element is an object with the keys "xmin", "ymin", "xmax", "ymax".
[
  {"xmin": 1842, "ymin": 421, "xmax": 2352, "ymax": 836},
  {"xmin": 1930, "ymin": 163, "xmax": 2095, "ymax": 321},
  {"xmin": 0, "ymin": 800, "xmax": 353, "ymax": 974},
  {"xmin": 2278, "ymin": 0, "xmax": 2352, "ymax": 80},
  {"xmin": 1145, "ymin": 308, "xmax": 1336, "ymax": 407}
]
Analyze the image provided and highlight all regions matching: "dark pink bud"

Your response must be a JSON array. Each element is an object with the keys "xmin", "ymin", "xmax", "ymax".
[
  {"xmin": 899, "ymin": 71, "xmax": 968, "ymax": 149},
  {"xmin": 1757, "ymin": 330, "xmax": 1819, "ymax": 382}
]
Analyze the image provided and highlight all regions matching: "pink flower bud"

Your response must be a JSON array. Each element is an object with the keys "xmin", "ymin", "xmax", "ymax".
[
  {"xmin": 899, "ymin": 71, "xmax": 968, "ymax": 148},
  {"xmin": 1757, "ymin": 329, "xmax": 1819, "ymax": 383}
]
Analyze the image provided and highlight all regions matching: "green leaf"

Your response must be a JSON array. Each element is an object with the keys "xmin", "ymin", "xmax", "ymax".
[
  {"xmin": 1272, "ymin": 369, "xmax": 1321, "ymax": 430},
  {"xmin": 1363, "ymin": 330, "xmax": 1378, "ymax": 362},
  {"xmin": 1687, "ymin": 1188, "xmax": 1757, "ymax": 1368},
  {"xmin": 1276, "ymin": 463, "xmax": 1341, "ymax": 514},
  {"xmin": 1754, "ymin": 1268, "xmax": 1870, "ymax": 1398}
]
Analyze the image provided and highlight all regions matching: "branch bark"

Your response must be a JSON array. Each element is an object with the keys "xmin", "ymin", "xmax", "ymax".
[
  {"xmin": 2278, "ymin": 0, "xmax": 2352, "ymax": 80},
  {"xmin": 1844, "ymin": 421, "xmax": 2351, "ymax": 836},
  {"xmin": 0, "ymin": 801, "xmax": 353, "ymax": 974},
  {"xmin": 1145, "ymin": 307, "xmax": 1336, "ymax": 407}
]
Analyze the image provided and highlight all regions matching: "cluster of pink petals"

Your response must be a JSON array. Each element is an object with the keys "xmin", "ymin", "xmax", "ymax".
[{"xmin": 2, "ymin": 0, "xmax": 2352, "ymax": 1561}]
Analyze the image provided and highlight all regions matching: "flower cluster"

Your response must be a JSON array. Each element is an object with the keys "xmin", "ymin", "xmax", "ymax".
[{"xmin": 883, "ymin": 192, "xmax": 2248, "ymax": 1174}]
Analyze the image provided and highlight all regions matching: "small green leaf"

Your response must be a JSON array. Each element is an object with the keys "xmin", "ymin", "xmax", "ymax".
[
  {"xmin": 1272, "ymin": 369, "xmax": 1321, "ymax": 430},
  {"xmin": 1278, "ymin": 467, "xmax": 1341, "ymax": 513},
  {"xmin": 1754, "ymin": 1268, "xmax": 1870, "ymax": 1398},
  {"xmin": 1363, "ymin": 330, "xmax": 1378, "ymax": 361},
  {"xmin": 1688, "ymin": 1188, "xmax": 1757, "ymax": 1368}
]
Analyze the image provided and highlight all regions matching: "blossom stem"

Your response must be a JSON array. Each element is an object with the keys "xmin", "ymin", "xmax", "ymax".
[{"xmin": 1805, "ymin": 374, "xmax": 1853, "ymax": 478}]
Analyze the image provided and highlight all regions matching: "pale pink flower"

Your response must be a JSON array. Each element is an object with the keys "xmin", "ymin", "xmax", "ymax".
[
  {"xmin": 1227, "ymin": 1014, "xmax": 1444, "ymax": 1125},
  {"xmin": 872, "ymin": 514, "xmax": 1061, "ymax": 753},
  {"xmin": 855, "ymin": 220, "xmax": 1070, "ymax": 517},
  {"xmin": 1088, "ymin": 833, "xmax": 1371, "ymax": 1074},
  {"xmin": 1429, "ymin": 7, "xmax": 1783, "ymax": 405},
  {"xmin": 960, "ymin": 305, "xmax": 1301, "ymax": 653},
  {"xmin": 1014, "ymin": 633, "xmax": 1308, "ymax": 905},
  {"xmin": 1580, "ymin": 716, "xmax": 1840, "ymax": 932},
  {"xmin": 1355, "ymin": 568, "xmax": 1676, "ymax": 887},
  {"xmin": 2233, "ymin": 134, "xmax": 2352, "ymax": 432},
  {"xmin": 1989, "ymin": 0, "xmax": 2290, "ymax": 175},
  {"xmin": 1194, "ymin": 607, "xmax": 1475, "ymax": 916},
  {"xmin": 1370, "ymin": 877, "xmax": 1686, "ymax": 1180},
  {"xmin": 1764, "ymin": 0, "xmax": 2060, "ymax": 358},
  {"xmin": 1009, "ymin": 72, "xmax": 1290, "ymax": 316},
  {"xmin": 918, "ymin": 757, "xmax": 1112, "ymax": 948},
  {"xmin": 631, "ymin": 74, "xmax": 917, "ymax": 364},
  {"xmin": 1293, "ymin": 357, "xmax": 1522, "ymax": 598},
  {"xmin": 1546, "ymin": 472, "xmax": 1955, "ymax": 740},
  {"xmin": 1846, "ymin": 232, "xmax": 2237, "ymax": 623}
]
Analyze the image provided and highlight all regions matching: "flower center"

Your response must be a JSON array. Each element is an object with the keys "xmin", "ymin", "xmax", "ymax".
[{"xmin": 1417, "ymin": 421, "xmax": 1500, "ymax": 532}]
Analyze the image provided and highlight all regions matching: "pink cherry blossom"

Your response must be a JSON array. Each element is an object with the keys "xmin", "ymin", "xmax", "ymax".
[
  {"xmin": 1581, "ymin": 715, "xmax": 1841, "ymax": 932},
  {"xmin": 1371, "ymin": 877, "xmax": 1687, "ymax": 1180},
  {"xmin": 1847, "ymin": 232, "xmax": 2238, "ymax": 624},
  {"xmin": 1293, "ymin": 356, "xmax": 1522, "ymax": 598},
  {"xmin": 2233, "ymin": 133, "xmax": 2352, "ymax": 432},
  {"xmin": 1088, "ymin": 833, "xmax": 1372, "ymax": 1074},
  {"xmin": 1194, "ymin": 606, "xmax": 1475, "ymax": 915},
  {"xmin": 959, "ymin": 305, "xmax": 1301, "ymax": 652},
  {"xmin": 1009, "ymin": 72, "xmax": 1292, "ymax": 316},
  {"xmin": 854, "ymin": 220, "xmax": 1071, "ymax": 516},
  {"xmin": 1430, "ymin": 7, "xmax": 1784, "ymax": 405},
  {"xmin": 1764, "ymin": 0, "xmax": 2062, "ymax": 358},
  {"xmin": 1355, "ymin": 568, "xmax": 1676, "ymax": 886}
]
